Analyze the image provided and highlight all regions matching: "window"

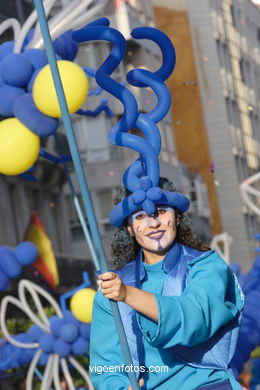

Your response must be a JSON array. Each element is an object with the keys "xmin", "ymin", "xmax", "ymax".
[
  {"xmin": 235, "ymin": 155, "xmax": 248, "ymax": 182},
  {"xmin": 26, "ymin": 188, "xmax": 41, "ymax": 213},
  {"xmin": 250, "ymin": 113, "xmax": 260, "ymax": 148},
  {"xmin": 230, "ymin": 4, "xmax": 237, "ymax": 29},
  {"xmin": 223, "ymin": 44, "xmax": 232, "ymax": 73},
  {"xmin": 165, "ymin": 124, "xmax": 178, "ymax": 166},
  {"xmin": 216, "ymin": 40, "xmax": 224, "ymax": 68},
  {"xmin": 74, "ymin": 116, "xmax": 111, "ymax": 163},
  {"xmin": 239, "ymin": 59, "xmax": 245, "ymax": 83},
  {"xmin": 96, "ymin": 189, "xmax": 114, "ymax": 233},
  {"xmin": 257, "ymin": 28, "xmax": 260, "ymax": 45}
]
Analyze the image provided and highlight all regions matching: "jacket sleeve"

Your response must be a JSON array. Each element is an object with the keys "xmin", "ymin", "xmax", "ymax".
[
  {"xmin": 89, "ymin": 291, "xmax": 130, "ymax": 390},
  {"xmin": 136, "ymin": 252, "xmax": 244, "ymax": 349}
]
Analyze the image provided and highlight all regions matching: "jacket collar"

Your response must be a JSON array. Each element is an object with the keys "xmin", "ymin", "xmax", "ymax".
[{"xmin": 135, "ymin": 241, "xmax": 182, "ymax": 283}]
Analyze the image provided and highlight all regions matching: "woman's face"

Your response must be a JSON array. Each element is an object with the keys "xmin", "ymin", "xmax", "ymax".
[{"xmin": 128, "ymin": 206, "xmax": 178, "ymax": 254}]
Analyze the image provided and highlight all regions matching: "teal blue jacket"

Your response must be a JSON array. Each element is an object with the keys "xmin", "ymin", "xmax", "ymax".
[{"xmin": 89, "ymin": 243, "xmax": 243, "ymax": 390}]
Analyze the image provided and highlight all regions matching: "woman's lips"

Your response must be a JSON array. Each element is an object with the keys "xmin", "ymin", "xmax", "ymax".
[{"xmin": 147, "ymin": 230, "xmax": 165, "ymax": 239}]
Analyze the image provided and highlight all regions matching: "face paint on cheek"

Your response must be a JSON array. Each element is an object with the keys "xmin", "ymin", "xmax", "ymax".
[{"xmin": 134, "ymin": 224, "xmax": 144, "ymax": 242}]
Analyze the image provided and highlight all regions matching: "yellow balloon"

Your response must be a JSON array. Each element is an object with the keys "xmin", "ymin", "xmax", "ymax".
[
  {"xmin": 70, "ymin": 288, "xmax": 96, "ymax": 323},
  {"xmin": 33, "ymin": 60, "xmax": 88, "ymax": 118},
  {"xmin": 0, "ymin": 118, "xmax": 40, "ymax": 175}
]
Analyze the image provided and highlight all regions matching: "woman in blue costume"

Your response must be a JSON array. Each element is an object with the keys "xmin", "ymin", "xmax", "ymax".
[
  {"xmin": 71, "ymin": 18, "xmax": 244, "ymax": 390},
  {"xmin": 90, "ymin": 177, "xmax": 244, "ymax": 390}
]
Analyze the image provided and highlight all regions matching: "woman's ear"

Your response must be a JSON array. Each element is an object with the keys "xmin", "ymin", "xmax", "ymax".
[
  {"xmin": 174, "ymin": 209, "xmax": 180, "ymax": 227},
  {"xmin": 127, "ymin": 226, "xmax": 134, "ymax": 237}
]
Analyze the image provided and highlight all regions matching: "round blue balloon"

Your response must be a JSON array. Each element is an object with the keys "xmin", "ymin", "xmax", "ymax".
[
  {"xmin": 15, "ymin": 241, "xmax": 38, "ymax": 265},
  {"xmin": 22, "ymin": 49, "xmax": 48, "ymax": 70},
  {"xmin": 14, "ymin": 332, "xmax": 29, "ymax": 342},
  {"xmin": 0, "ymin": 267, "xmax": 9, "ymax": 291},
  {"xmin": 0, "ymin": 41, "xmax": 14, "ymax": 61},
  {"xmin": 14, "ymin": 348, "xmax": 23, "ymax": 362},
  {"xmin": 50, "ymin": 316, "xmax": 65, "ymax": 337},
  {"xmin": 13, "ymin": 93, "xmax": 59, "ymax": 137},
  {"xmin": 27, "ymin": 68, "xmax": 41, "ymax": 92},
  {"xmin": 0, "ymin": 247, "xmax": 22, "ymax": 278},
  {"xmin": 39, "ymin": 333, "xmax": 55, "ymax": 354},
  {"xmin": 60, "ymin": 323, "xmax": 79, "ymax": 344},
  {"xmin": 0, "ymin": 84, "xmax": 25, "ymax": 117},
  {"xmin": 63, "ymin": 310, "xmax": 80, "ymax": 326},
  {"xmin": 71, "ymin": 337, "xmax": 89, "ymax": 355},
  {"xmin": 54, "ymin": 338, "xmax": 71, "ymax": 358},
  {"xmin": 10, "ymin": 359, "xmax": 19, "ymax": 369},
  {"xmin": 26, "ymin": 348, "xmax": 35, "ymax": 359},
  {"xmin": 19, "ymin": 349, "xmax": 30, "ymax": 365},
  {"xmin": 79, "ymin": 323, "xmax": 91, "ymax": 340},
  {"xmin": 27, "ymin": 324, "xmax": 42, "ymax": 342},
  {"xmin": 1, "ymin": 53, "xmax": 33, "ymax": 87},
  {"xmin": 2, "ymin": 344, "xmax": 11, "ymax": 360},
  {"xmin": 0, "ymin": 69, "xmax": 4, "ymax": 88}
]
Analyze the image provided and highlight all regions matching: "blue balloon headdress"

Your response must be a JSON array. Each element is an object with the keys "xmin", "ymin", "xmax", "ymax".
[{"xmin": 73, "ymin": 18, "xmax": 189, "ymax": 228}]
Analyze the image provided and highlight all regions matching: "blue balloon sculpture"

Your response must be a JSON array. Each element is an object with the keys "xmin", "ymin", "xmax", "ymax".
[
  {"xmin": 0, "ymin": 312, "xmax": 91, "ymax": 370},
  {"xmin": 72, "ymin": 18, "xmax": 190, "ymax": 227},
  {"xmin": 230, "ymin": 237, "xmax": 260, "ymax": 377},
  {"xmin": 0, "ymin": 273, "xmax": 92, "ymax": 372},
  {"xmin": 0, "ymin": 22, "xmax": 115, "ymax": 180},
  {"xmin": 0, "ymin": 242, "xmax": 38, "ymax": 291},
  {"xmin": 0, "ymin": 44, "xmax": 58, "ymax": 137},
  {"xmin": 251, "ymin": 358, "xmax": 260, "ymax": 390}
]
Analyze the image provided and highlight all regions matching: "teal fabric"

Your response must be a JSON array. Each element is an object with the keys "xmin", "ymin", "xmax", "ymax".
[{"xmin": 89, "ymin": 251, "xmax": 242, "ymax": 390}]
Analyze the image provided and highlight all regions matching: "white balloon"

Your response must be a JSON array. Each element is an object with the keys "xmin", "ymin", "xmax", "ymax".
[
  {"xmin": 0, "ymin": 18, "xmax": 21, "ymax": 43},
  {"xmin": 240, "ymin": 172, "xmax": 260, "ymax": 217},
  {"xmin": 14, "ymin": 0, "xmax": 56, "ymax": 53},
  {"xmin": 30, "ymin": 0, "xmax": 109, "ymax": 50}
]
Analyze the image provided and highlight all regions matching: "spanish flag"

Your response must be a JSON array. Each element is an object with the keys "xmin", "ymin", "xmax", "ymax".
[{"xmin": 25, "ymin": 212, "xmax": 59, "ymax": 289}]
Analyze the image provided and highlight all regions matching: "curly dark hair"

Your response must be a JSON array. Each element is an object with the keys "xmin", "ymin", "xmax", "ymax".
[{"xmin": 111, "ymin": 177, "xmax": 210, "ymax": 269}]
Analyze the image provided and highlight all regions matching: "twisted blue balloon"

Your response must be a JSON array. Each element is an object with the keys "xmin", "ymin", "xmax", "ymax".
[
  {"xmin": 73, "ymin": 19, "xmax": 189, "ymax": 227},
  {"xmin": 0, "ymin": 242, "xmax": 38, "ymax": 291}
]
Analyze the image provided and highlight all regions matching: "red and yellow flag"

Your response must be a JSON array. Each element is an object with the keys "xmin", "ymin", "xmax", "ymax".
[{"xmin": 25, "ymin": 212, "xmax": 59, "ymax": 289}]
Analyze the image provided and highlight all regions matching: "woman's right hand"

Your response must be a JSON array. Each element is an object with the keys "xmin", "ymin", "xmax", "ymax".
[{"xmin": 128, "ymin": 378, "xmax": 144, "ymax": 389}]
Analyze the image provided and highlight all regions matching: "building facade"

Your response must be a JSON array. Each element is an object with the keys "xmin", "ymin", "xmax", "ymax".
[{"xmin": 153, "ymin": 0, "xmax": 260, "ymax": 271}]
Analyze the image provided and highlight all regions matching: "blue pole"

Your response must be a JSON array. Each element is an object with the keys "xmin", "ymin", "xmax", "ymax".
[{"xmin": 33, "ymin": 1, "xmax": 140, "ymax": 389}]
